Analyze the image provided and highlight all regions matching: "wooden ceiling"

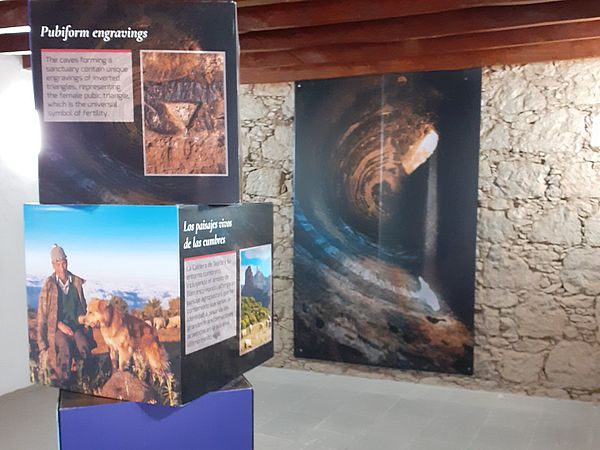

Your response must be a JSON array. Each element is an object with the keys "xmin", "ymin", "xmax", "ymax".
[{"xmin": 2, "ymin": 0, "xmax": 600, "ymax": 83}]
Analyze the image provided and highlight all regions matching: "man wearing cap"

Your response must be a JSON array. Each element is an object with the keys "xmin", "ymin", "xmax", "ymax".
[{"xmin": 37, "ymin": 245, "xmax": 92, "ymax": 384}]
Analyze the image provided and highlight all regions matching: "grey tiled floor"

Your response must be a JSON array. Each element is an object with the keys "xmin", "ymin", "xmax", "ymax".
[
  {"xmin": 246, "ymin": 367, "xmax": 600, "ymax": 450},
  {"xmin": 0, "ymin": 368, "xmax": 598, "ymax": 449}
]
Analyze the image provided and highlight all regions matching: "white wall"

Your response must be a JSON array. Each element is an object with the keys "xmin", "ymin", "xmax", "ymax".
[{"xmin": 0, "ymin": 56, "xmax": 40, "ymax": 396}]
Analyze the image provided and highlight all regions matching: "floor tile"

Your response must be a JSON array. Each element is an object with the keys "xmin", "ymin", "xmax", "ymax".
[
  {"xmin": 348, "ymin": 420, "xmax": 420, "ymax": 450},
  {"xmin": 470, "ymin": 423, "xmax": 533, "ymax": 450},
  {"xmin": 296, "ymin": 428, "xmax": 356, "ymax": 450},
  {"xmin": 316, "ymin": 409, "xmax": 378, "ymax": 436},
  {"xmin": 416, "ymin": 411, "xmax": 486, "ymax": 447},
  {"xmin": 337, "ymin": 391, "xmax": 400, "ymax": 418},
  {"xmin": 288, "ymin": 387, "xmax": 355, "ymax": 417},
  {"xmin": 409, "ymin": 436, "xmax": 472, "ymax": 450},
  {"xmin": 258, "ymin": 410, "xmax": 325, "ymax": 441},
  {"xmin": 255, "ymin": 432, "xmax": 295, "ymax": 450}
]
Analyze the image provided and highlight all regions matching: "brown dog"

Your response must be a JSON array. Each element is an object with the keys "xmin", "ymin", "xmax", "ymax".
[{"xmin": 79, "ymin": 299, "xmax": 169, "ymax": 378}]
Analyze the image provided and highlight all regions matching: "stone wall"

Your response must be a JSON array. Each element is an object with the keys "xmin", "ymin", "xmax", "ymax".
[{"xmin": 239, "ymin": 59, "xmax": 600, "ymax": 401}]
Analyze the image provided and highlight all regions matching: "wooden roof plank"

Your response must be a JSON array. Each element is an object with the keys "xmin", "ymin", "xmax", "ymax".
[
  {"xmin": 237, "ymin": 0, "xmax": 307, "ymax": 7},
  {"xmin": 241, "ymin": 20, "xmax": 600, "ymax": 68},
  {"xmin": 240, "ymin": 38, "xmax": 600, "ymax": 83},
  {"xmin": 238, "ymin": 0, "xmax": 568, "ymax": 33},
  {"xmin": 0, "ymin": 32, "xmax": 28, "ymax": 53},
  {"xmin": 22, "ymin": 54, "xmax": 31, "ymax": 69},
  {"xmin": 0, "ymin": 1, "xmax": 27, "ymax": 29},
  {"xmin": 240, "ymin": 0, "xmax": 600, "ymax": 51}
]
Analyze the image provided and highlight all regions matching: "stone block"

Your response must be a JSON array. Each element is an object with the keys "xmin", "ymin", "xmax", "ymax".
[
  {"xmin": 561, "ymin": 248, "xmax": 600, "ymax": 295},
  {"xmin": 244, "ymin": 168, "xmax": 283, "ymax": 197},
  {"xmin": 561, "ymin": 163, "xmax": 600, "ymax": 199},
  {"xmin": 591, "ymin": 113, "xmax": 600, "ymax": 149},
  {"xmin": 262, "ymin": 125, "xmax": 292, "ymax": 161},
  {"xmin": 512, "ymin": 338, "xmax": 550, "ymax": 353},
  {"xmin": 499, "ymin": 350, "xmax": 544, "ymax": 384},
  {"xmin": 597, "ymin": 298, "xmax": 600, "ymax": 343},
  {"xmin": 585, "ymin": 211, "xmax": 600, "ymax": 246},
  {"xmin": 478, "ymin": 307, "xmax": 501, "ymax": 336},
  {"xmin": 481, "ymin": 122, "xmax": 510, "ymax": 150},
  {"xmin": 486, "ymin": 198, "xmax": 511, "ymax": 211},
  {"xmin": 495, "ymin": 161, "xmax": 548, "ymax": 198},
  {"xmin": 514, "ymin": 293, "xmax": 567, "ymax": 338},
  {"xmin": 564, "ymin": 63, "xmax": 600, "ymax": 105},
  {"xmin": 530, "ymin": 206, "xmax": 582, "ymax": 246},
  {"xmin": 474, "ymin": 351, "xmax": 497, "ymax": 379},
  {"xmin": 561, "ymin": 295, "xmax": 595, "ymax": 310},
  {"xmin": 482, "ymin": 247, "xmax": 541, "ymax": 290},
  {"xmin": 493, "ymin": 71, "xmax": 529, "ymax": 119},
  {"xmin": 282, "ymin": 89, "xmax": 294, "ymax": 118},
  {"xmin": 499, "ymin": 317, "xmax": 518, "ymax": 337},
  {"xmin": 545, "ymin": 341, "xmax": 600, "ymax": 389},
  {"xmin": 240, "ymin": 95, "xmax": 269, "ymax": 121},
  {"xmin": 252, "ymin": 83, "xmax": 292, "ymax": 97},
  {"xmin": 493, "ymin": 72, "xmax": 547, "ymax": 120},
  {"xmin": 478, "ymin": 289, "xmax": 519, "ymax": 309},
  {"xmin": 525, "ymin": 109, "xmax": 586, "ymax": 152},
  {"xmin": 478, "ymin": 210, "xmax": 517, "ymax": 243}
]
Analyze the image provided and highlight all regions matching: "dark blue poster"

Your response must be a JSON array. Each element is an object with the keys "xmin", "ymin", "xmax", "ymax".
[{"xmin": 293, "ymin": 70, "xmax": 481, "ymax": 375}]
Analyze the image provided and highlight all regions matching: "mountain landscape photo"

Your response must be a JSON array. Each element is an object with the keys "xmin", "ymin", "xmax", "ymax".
[
  {"xmin": 239, "ymin": 244, "xmax": 272, "ymax": 355},
  {"xmin": 241, "ymin": 265, "xmax": 271, "ymax": 308}
]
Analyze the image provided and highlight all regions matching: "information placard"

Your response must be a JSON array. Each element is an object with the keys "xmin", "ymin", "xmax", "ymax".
[
  {"xmin": 184, "ymin": 251, "xmax": 237, "ymax": 355},
  {"xmin": 41, "ymin": 49, "xmax": 133, "ymax": 122}
]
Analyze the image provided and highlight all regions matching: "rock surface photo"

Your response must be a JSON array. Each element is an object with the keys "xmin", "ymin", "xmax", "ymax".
[
  {"xmin": 142, "ymin": 51, "xmax": 227, "ymax": 175},
  {"xmin": 293, "ymin": 71, "xmax": 481, "ymax": 374}
]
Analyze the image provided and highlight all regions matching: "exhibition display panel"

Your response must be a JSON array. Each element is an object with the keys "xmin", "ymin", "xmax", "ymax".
[
  {"xmin": 29, "ymin": 0, "xmax": 241, "ymax": 205},
  {"xmin": 25, "ymin": 203, "xmax": 273, "ymax": 405},
  {"xmin": 21, "ymin": 0, "xmax": 272, "ymax": 446}
]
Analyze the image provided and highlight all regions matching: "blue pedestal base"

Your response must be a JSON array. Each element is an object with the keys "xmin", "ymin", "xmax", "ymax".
[{"xmin": 58, "ymin": 378, "xmax": 253, "ymax": 450}]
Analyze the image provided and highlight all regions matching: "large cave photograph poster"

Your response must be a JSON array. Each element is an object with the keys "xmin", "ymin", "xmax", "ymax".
[{"xmin": 293, "ymin": 70, "xmax": 481, "ymax": 375}]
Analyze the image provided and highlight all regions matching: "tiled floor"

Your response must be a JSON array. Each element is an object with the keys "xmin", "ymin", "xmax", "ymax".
[
  {"xmin": 0, "ymin": 367, "xmax": 598, "ymax": 449},
  {"xmin": 246, "ymin": 367, "xmax": 600, "ymax": 450}
]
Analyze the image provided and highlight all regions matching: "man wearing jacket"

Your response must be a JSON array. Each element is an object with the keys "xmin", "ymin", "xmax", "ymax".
[{"xmin": 37, "ymin": 245, "xmax": 92, "ymax": 384}]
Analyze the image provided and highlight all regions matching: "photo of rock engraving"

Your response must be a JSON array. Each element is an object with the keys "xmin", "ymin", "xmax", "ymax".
[
  {"xmin": 294, "ymin": 71, "xmax": 481, "ymax": 375},
  {"xmin": 141, "ymin": 51, "xmax": 227, "ymax": 175},
  {"xmin": 239, "ymin": 245, "xmax": 272, "ymax": 355}
]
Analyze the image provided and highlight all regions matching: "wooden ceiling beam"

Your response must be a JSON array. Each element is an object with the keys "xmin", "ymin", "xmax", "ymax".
[
  {"xmin": 240, "ymin": 0, "xmax": 600, "ymax": 52},
  {"xmin": 0, "ymin": 1, "xmax": 26, "ymax": 29},
  {"xmin": 22, "ymin": 54, "xmax": 31, "ymax": 69},
  {"xmin": 0, "ymin": 32, "xmax": 28, "ymax": 53},
  {"xmin": 0, "ymin": 0, "xmax": 307, "ymax": 26},
  {"xmin": 240, "ymin": 37, "xmax": 600, "ymax": 84},
  {"xmin": 237, "ymin": 0, "xmax": 307, "ymax": 7},
  {"xmin": 238, "ymin": 0, "xmax": 568, "ymax": 33},
  {"xmin": 242, "ymin": 20, "xmax": 600, "ymax": 68}
]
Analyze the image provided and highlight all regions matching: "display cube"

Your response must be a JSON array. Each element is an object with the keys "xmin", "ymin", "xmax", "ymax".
[
  {"xmin": 25, "ymin": 203, "xmax": 273, "ymax": 405},
  {"xmin": 58, "ymin": 377, "xmax": 253, "ymax": 450},
  {"xmin": 30, "ymin": 0, "xmax": 241, "ymax": 205}
]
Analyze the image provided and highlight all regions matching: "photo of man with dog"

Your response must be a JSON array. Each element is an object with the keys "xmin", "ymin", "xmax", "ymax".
[
  {"xmin": 25, "ymin": 205, "xmax": 182, "ymax": 405},
  {"xmin": 36, "ymin": 245, "xmax": 94, "ymax": 385}
]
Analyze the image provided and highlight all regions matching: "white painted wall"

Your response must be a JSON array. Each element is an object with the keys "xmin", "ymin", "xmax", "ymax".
[{"xmin": 0, "ymin": 56, "xmax": 40, "ymax": 396}]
